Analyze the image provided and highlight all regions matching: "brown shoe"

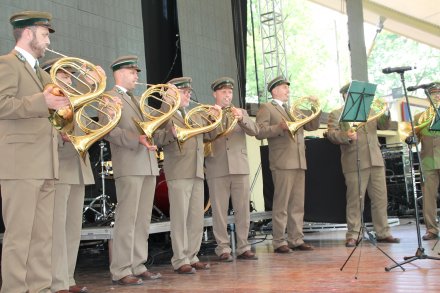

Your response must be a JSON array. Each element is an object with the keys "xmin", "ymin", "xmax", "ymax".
[
  {"xmin": 175, "ymin": 264, "xmax": 196, "ymax": 274},
  {"xmin": 291, "ymin": 243, "xmax": 314, "ymax": 251},
  {"xmin": 136, "ymin": 270, "xmax": 162, "ymax": 280},
  {"xmin": 112, "ymin": 275, "xmax": 143, "ymax": 286},
  {"xmin": 422, "ymin": 232, "xmax": 438, "ymax": 241},
  {"xmin": 237, "ymin": 250, "xmax": 258, "ymax": 260},
  {"xmin": 55, "ymin": 291, "xmax": 69, "ymax": 293},
  {"xmin": 377, "ymin": 236, "xmax": 400, "ymax": 243},
  {"xmin": 274, "ymin": 245, "xmax": 292, "ymax": 254},
  {"xmin": 219, "ymin": 252, "xmax": 234, "ymax": 262},
  {"xmin": 345, "ymin": 238, "xmax": 357, "ymax": 247},
  {"xmin": 191, "ymin": 261, "xmax": 210, "ymax": 270},
  {"xmin": 69, "ymin": 285, "xmax": 88, "ymax": 293}
]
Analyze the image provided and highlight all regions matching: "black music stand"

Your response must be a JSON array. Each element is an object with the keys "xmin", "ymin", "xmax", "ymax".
[{"xmin": 338, "ymin": 81, "xmax": 402, "ymax": 275}]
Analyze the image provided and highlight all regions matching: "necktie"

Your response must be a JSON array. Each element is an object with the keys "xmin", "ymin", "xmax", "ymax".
[
  {"xmin": 126, "ymin": 91, "xmax": 134, "ymax": 98},
  {"xmin": 282, "ymin": 103, "xmax": 294, "ymax": 121},
  {"xmin": 126, "ymin": 91, "xmax": 138, "ymax": 106},
  {"xmin": 34, "ymin": 61, "xmax": 43, "ymax": 84},
  {"xmin": 179, "ymin": 108, "xmax": 186, "ymax": 119}
]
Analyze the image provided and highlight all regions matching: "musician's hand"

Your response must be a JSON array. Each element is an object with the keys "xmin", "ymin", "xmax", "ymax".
[
  {"xmin": 44, "ymin": 85, "xmax": 70, "ymax": 110},
  {"xmin": 107, "ymin": 96, "xmax": 122, "ymax": 107},
  {"xmin": 279, "ymin": 120, "xmax": 289, "ymax": 130},
  {"xmin": 139, "ymin": 135, "xmax": 157, "ymax": 151},
  {"xmin": 347, "ymin": 129, "xmax": 357, "ymax": 141},
  {"xmin": 307, "ymin": 95, "xmax": 319, "ymax": 102},
  {"xmin": 82, "ymin": 64, "xmax": 105, "ymax": 85},
  {"xmin": 210, "ymin": 105, "xmax": 222, "ymax": 118},
  {"xmin": 60, "ymin": 133, "xmax": 71, "ymax": 142},
  {"xmin": 164, "ymin": 84, "xmax": 178, "ymax": 103},
  {"xmin": 231, "ymin": 107, "xmax": 243, "ymax": 121}
]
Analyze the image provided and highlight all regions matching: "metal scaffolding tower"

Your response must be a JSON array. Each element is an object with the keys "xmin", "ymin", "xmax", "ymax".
[{"xmin": 258, "ymin": 0, "xmax": 288, "ymax": 101}]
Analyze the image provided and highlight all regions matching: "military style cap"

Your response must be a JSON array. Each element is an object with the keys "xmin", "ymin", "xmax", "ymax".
[
  {"xmin": 428, "ymin": 82, "xmax": 440, "ymax": 94},
  {"xmin": 40, "ymin": 57, "xmax": 59, "ymax": 72},
  {"xmin": 267, "ymin": 75, "xmax": 290, "ymax": 92},
  {"xmin": 40, "ymin": 57, "xmax": 76, "ymax": 73},
  {"xmin": 10, "ymin": 11, "xmax": 55, "ymax": 33},
  {"xmin": 339, "ymin": 82, "xmax": 350, "ymax": 94},
  {"xmin": 168, "ymin": 77, "xmax": 192, "ymax": 89},
  {"xmin": 110, "ymin": 55, "xmax": 141, "ymax": 72},
  {"xmin": 211, "ymin": 77, "xmax": 234, "ymax": 91}
]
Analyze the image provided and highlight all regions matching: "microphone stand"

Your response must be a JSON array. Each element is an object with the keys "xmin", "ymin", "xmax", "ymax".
[{"xmin": 385, "ymin": 72, "xmax": 440, "ymax": 271}]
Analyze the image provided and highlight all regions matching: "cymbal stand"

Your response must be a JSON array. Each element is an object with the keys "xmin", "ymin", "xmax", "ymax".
[
  {"xmin": 385, "ymin": 72, "xmax": 440, "ymax": 270},
  {"xmin": 340, "ymin": 138, "xmax": 403, "ymax": 276},
  {"xmin": 83, "ymin": 141, "xmax": 115, "ymax": 222}
]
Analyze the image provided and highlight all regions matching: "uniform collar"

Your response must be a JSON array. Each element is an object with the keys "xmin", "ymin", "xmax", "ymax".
[
  {"xmin": 15, "ymin": 46, "xmax": 37, "ymax": 69},
  {"xmin": 115, "ymin": 85, "xmax": 128, "ymax": 94}
]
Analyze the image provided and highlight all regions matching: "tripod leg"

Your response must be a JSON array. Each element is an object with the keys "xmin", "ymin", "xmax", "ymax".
[
  {"xmin": 152, "ymin": 204, "xmax": 167, "ymax": 220},
  {"xmin": 340, "ymin": 244, "xmax": 359, "ymax": 271}
]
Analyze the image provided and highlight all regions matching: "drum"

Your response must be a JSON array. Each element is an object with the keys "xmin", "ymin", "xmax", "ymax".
[{"xmin": 153, "ymin": 169, "xmax": 211, "ymax": 219}]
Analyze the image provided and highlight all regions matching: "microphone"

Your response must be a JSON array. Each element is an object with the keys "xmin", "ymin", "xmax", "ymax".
[
  {"xmin": 407, "ymin": 82, "xmax": 435, "ymax": 92},
  {"xmin": 382, "ymin": 66, "xmax": 416, "ymax": 74}
]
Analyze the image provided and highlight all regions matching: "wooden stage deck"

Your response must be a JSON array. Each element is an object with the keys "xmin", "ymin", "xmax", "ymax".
[{"xmin": 71, "ymin": 218, "xmax": 440, "ymax": 292}]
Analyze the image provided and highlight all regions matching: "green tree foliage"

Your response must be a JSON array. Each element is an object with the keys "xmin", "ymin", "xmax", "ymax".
[
  {"xmin": 246, "ymin": 0, "xmax": 440, "ymax": 112},
  {"xmin": 368, "ymin": 31, "xmax": 439, "ymax": 98}
]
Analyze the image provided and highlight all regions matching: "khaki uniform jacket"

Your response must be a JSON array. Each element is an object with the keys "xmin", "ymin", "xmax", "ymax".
[
  {"xmin": 255, "ymin": 101, "xmax": 320, "ymax": 171},
  {"xmin": 204, "ymin": 108, "xmax": 258, "ymax": 179},
  {"xmin": 0, "ymin": 50, "xmax": 59, "ymax": 179},
  {"xmin": 415, "ymin": 112, "xmax": 440, "ymax": 171},
  {"xmin": 326, "ymin": 107, "xmax": 389, "ymax": 173},
  {"xmin": 57, "ymin": 129, "xmax": 94, "ymax": 185},
  {"xmin": 104, "ymin": 87, "xmax": 159, "ymax": 178},
  {"xmin": 154, "ymin": 112, "xmax": 205, "ymax": 180}
]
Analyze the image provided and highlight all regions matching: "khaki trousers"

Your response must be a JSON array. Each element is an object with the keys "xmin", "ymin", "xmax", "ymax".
[
  {"xmin": 271, "ymin": 169, "xmax": 305, "ymax": 249},
  {"xmin": 208, "ymin": 174, "xmax": 251, "ymax": 256},
  {"xmin": 110, "ymin": 175, "xmax": 155, "ymax": 281},
  {"xmin": 422, "ymin": 169, "xmax": 440, "ymax": 235},
  {"xmin": 51, "ymin": 183, "xmax": 85, "ymax": 291},
  {"xmin": 344, "ymin": 166, "xmax": 391, "ymax": 239},
  {"xmin": 0, "ymin": 179, "xmax": 55, "ymax": 293},
  {"xmin": 167, "ymin": 178, "xmax": 204, "ymax": 269}
]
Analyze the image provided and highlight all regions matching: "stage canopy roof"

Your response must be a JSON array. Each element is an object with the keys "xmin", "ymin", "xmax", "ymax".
[{"xmin": 308, "ymin": 0, "xmax": 440, "ymax": 50}]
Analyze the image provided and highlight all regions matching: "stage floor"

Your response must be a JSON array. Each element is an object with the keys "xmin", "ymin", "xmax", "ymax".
[{"xmin": 72, "ymin": 218, "xmax": 440, "ymax": 292}]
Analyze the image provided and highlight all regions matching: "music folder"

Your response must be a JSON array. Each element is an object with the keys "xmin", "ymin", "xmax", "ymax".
[{"xmin": 339, "ymin": 80, "xmax": 377, "ymax": 124}]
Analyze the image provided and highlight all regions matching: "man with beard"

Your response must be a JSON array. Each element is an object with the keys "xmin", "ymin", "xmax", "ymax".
[
  {"xmin": 0, "ymin": 11, "xmax": 69, "ymax": 293},
  {"xmin": 41, "ymin": 58, "xmax": 96, "ymax": 293}
]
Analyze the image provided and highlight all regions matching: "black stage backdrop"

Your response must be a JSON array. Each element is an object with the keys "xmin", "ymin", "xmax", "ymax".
[
  {"xmin": 231, "ymin": 0, "xmax": 247, "ymax": 108},
  {"xmin": 261, "ymin": 138, "xmax": 373, "ymax": 223},
  {"xmin": 142, "ymin": 0, "xmax": 182, "ymax": 84}
]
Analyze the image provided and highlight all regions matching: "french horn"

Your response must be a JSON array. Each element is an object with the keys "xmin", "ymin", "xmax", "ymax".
[
  {"xmin": 133, "ymin": 83, "xmax": 180, "ymax": 144},
  {"xmin": 45, "ymin": 48, "xmax": 117, "ymax": 162},
  {"xmin": 398, "ymin": 104, "xmax": 437, "ymax": 143},
  {"xmin": 71, "ymin": 94, "xmax": 122, "ymax": 161},
  {"xmin": 204, "ymin": 106, "xmax": 238, "ymax": 156},
  {"xmin": 45, "ymin": 48, "xmax": 107, "ymax": 133},
  {"xmin": 284, "ymin": 96, "xmax": 321, "ymax": 139},
  {"xmin": 174, "ymin": 104, "xmax": 223, "ymax": 151}
]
